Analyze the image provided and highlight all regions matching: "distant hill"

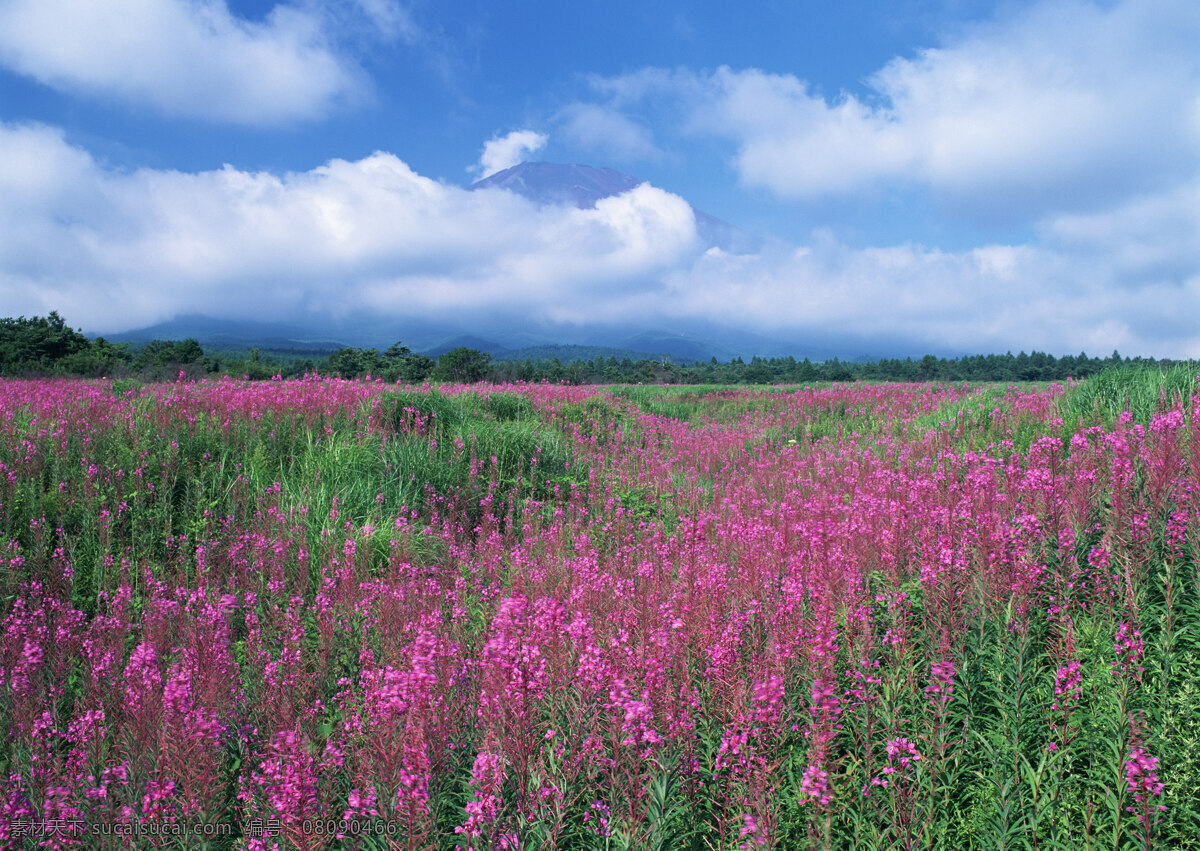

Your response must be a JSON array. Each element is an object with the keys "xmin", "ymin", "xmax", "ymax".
[
  {"xmin": 606, "ymin": 331, "xmax": 734, "ymax": 363},
  {"xmin": 423, "ymin": 335, "xmax": 510, "ymax": 358},
  {"xmin": 100, "ymin": 310, "xmax": 949, "ymax": 364},
  {"xmin": 101, "ymin": 312, "xmax": 859, "ymax": 363},
  {"xmin": 105, "ymin": 315, "xmax": 349, "ymax": 353},
  {"xmin": 500, "ymin": 344, "xmax": 698, "ymax": 365},
  {"xmin": 101, "ymin": 320, "xmax": 708, "ymax": 365}
]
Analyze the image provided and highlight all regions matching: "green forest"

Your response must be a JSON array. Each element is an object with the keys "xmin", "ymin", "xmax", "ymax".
[{"xmin": 1, "ymin": 311, "xmax": 1190, "ymax": 385}]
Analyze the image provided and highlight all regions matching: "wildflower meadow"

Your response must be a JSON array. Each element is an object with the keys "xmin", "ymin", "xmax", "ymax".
[{"xmin": 1, "ymin": 368, "xmax": 1199, "ymax": 849}]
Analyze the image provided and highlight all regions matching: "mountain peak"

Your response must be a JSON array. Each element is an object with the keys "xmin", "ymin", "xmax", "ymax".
[{"xmin": 469, "ymin": 161, "xmax": 643, "ymax": 209}]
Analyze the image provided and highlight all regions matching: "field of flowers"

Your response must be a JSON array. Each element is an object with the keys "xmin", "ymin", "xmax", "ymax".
[{"xmin": 1, "ymin": 371, "xmax": 1198, "ymax": 849}]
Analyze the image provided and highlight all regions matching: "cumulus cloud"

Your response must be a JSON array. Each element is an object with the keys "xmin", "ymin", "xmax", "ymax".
[
  {"xmin": 659, "ymin": 236, "xmax": 1200, "ymax": 358},
  {"xmin": 0, "ymin": 122, "xmax": 700, "ymax": 332},
  {"xmin": 0, "ymin": 0, "xmax": 388, "ymax": 124},
  {"xmin": 582, "ymin": 0, "xmax": 1199, "ymax": 220},
  {"xmin": 472, "ymin": 130, "xmax": 548, "ymax": 179},
  {"xmin": 1, "ymin": 121, "xmax": 1197, "ymax": 357}
]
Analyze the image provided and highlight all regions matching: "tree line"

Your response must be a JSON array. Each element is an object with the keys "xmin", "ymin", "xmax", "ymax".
[
  {"xmin": 485, "ymin": 350, "xmax": 1142, "ymax": 384},
  {"xmin": 0, "ymin": 312, "xmax": 209, "ymax": 379},
  {"xmin": 0, "ymin": 313, "xmax": 495, "ymax": 383},
  {"xmin": 1, "ymin": 312, "xmax": 1190, "ymax": 385}
]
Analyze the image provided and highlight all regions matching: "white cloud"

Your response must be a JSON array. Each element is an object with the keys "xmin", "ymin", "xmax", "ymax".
[
  {"xmin": 1, "ymin": 121, "xmax": 1196, "ymax": 358},
  {"xmin": 701, "ymin": 69, "xmax": 914, "ymax": 196},
  {"xmin": 584, "ymin": 0, "xmax": 1199, "ymax": 221},
  {"xmin": 659, "ymin": 231, "xmax": 1200, "ymax": 358},
  {"xmin": 1040, "ymin": 181, "xmax": 1200, "ymax": 284},
  {"xmin": 0, "ymin": 122, "xmax": 697, "ymax": 331},
  {"xmin": 472, "ymin": 129, "xmax": 548, "ymax": 179},
  {"xmin": 0, "ymin": 0, "xmax": 374, "ymax": 124}
]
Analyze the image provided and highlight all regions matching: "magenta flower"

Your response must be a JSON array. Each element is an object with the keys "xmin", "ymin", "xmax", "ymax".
[
  {"xmin": 1114, "ymin": 621, "xmax": 1145, "ymax": 681},
  {"xmin": 1125, "ymin": 741, "xmax": 1167, "ymax": 823},
  {"xmin": 800, "ymin": 764, "xmax": 832, "ymax": 807}
]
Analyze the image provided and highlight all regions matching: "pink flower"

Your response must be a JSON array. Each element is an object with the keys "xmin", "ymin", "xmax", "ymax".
[
  {"xmin": 1115, "ymin": 621, "xmax": 1145, "ymax": 681},
  {"xmin": 1052, "ymin": 658, "xmax": 1082, "ymax": 711},
  {"xmin": 1125, "ymin": 744, "xmax": 1167, "ymax": 821},
  {"xmin": 800, "ymin": 764, "xmax": 831, "ymax": 807},
  {"xmin": 885, "ymin": 737, "xmax": 921, "ymax": 767},
  {"xmin": 925, "ymin": 660, "xmax": 956, "ymax": 708}
]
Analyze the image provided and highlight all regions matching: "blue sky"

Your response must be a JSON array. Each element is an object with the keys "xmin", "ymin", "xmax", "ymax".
[{"xmin": 0, "ymin": 0, "xmax": 1197, "ymax": 356}]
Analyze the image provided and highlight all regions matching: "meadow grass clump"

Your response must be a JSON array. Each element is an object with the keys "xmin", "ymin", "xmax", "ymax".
[
  {"xmin": 556, "ymin": 394, "xmax": 629, "ymax": 444},
  {"xmin": 1059, "ymin": 361, "xmax": 1198, "ymax": 428},
  {"xmin": 611, "ymin": 384, "xmax": 705, "ymax": 421},
  {"xmin": 375, "ymin": 388, "xmax": 466, "ymax": 436},
  {"xmin": 482, "ymin": 392, "xmax": 539, "ymax": 422}
]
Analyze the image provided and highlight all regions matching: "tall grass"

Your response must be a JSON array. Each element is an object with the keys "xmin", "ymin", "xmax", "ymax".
[
  {"xmin": 1059, "ymin": 362, "xmax": 1198, "ymax": 427},
  {"xmin": 0, "ymin": 382, "xmax": 589, "ymax": 611}
]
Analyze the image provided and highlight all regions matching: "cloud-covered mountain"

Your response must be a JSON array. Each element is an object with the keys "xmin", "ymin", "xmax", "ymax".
[
  {"xmin": 108, "ymin": 160, "xmax": 792, "ymax": 361},
  {"xmin": 470, "ymin": 162, "xmax": 758, "ymax": 253}
]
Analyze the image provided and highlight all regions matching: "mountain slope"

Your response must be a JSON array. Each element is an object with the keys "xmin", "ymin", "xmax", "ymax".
[
  {"xmin": 104, "ymin": 315, "xmax": 349, "ymax": 352},
  {"xmin": 470, "ymin": 161, "xmax": 756, "ymax": 252},
  {"xmin": 470, "ymin": 162, "xmax": 642, "ymax": 208}
]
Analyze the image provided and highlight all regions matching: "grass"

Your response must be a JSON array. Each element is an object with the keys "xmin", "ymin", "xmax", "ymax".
[{"xmin": 1059, "ymin": 362, "xmax": 1198, "ymax": 428}]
